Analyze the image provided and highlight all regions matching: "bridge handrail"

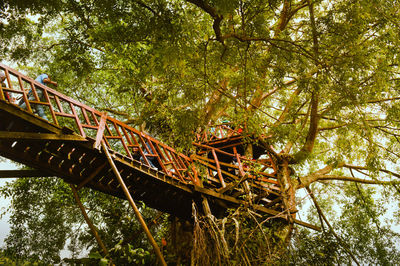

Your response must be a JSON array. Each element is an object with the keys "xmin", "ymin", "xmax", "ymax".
[
  {"xmin": 196, "ymin": 123, "xmax": 243, "ymax": 143},
  {"xmin": 0, "ymin": 63, "xmax": 199, "ymax": 185}
]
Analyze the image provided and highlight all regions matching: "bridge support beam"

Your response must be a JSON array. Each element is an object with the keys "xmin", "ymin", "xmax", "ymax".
[
  {"xmin": 70, "ymin": 184, "xmax": 109, "ymax": 256},
  {"xmin": 101, "ymin": 141, "xmax": 167, "ymax": 266}
]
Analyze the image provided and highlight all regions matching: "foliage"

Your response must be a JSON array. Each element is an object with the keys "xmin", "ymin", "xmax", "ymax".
[
  {"xmin": 290, "ymin": 182, "xmax": 400, "ymax": 265},
  {"xmin": 1, "ymin": 0, "xmax": 400, "ymax": 264},
  {"xmin": 0, "ymin": 177, "xmax": 163, "ymax": 264},
  {"xmin": 0, "ymin": 249, "xmax": 46, "ymax": 265}
]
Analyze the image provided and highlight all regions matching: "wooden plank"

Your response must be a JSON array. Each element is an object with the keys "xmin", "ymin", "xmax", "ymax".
[
  {"xmin": 262, "ymin": 196, "xmax": 282, "ymax": 208},
  {"xmin": 0, "ymin": 142, "xmax": 73, "ymax": 181},
  {"xmin": 54, "ymin": 95, "xmax": 64, "ymax": 113},
  {"xmin": 212, "ymin": 148, "xmax": 226, "ymax": 187},
  {"xmin": 77, "ymin": 162, "xmax": 108, "ymax": 190},
  {"xmin": 26, "ymin": 100, "xmax": 50, "ymax": 105},
  {"xmin": 194, "ymin": 153, "xmax": 276, "ymax": 181},
  {"xmin": 94, "ymin": 112, "xmax": 107, "ymax": 149},
  {"xmin": 112, "ymin": 156, "xmax": 193, "ymax": 194},
  {"xmin": 42, "ymin": 89, "xmax": 59, "ymax": 126},
  {"xmin": 194, "ymin": 156, "xmax": 240, "ymax": 182},
  {"xmin": 69, "ymin": 102, "xmax": 85, "ymax": 137},
  {"xmin": 0, "ymin": 131, "xmax": 87, "ymax": 142},
  {"xmin": 54, "ymin": 112, "xmax": 75, "ymax": 118},
  {"xmin": 101, "ymin": 141, "xmax": 167, "ymax": 266},
  {"xmin": 216, "ymin": 182, "xmax": 239, "ymax": 194},
  {"xmin": 70, "ymin": 184, "xmax": 109, "ymax": 256}
]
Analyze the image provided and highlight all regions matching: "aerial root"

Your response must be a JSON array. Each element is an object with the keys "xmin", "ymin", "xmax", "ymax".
[{"xmin": 191, "ymin": 204, "xmax": 289, "ymax": 265}]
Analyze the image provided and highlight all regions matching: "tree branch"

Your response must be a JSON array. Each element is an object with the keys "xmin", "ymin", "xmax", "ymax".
[
  {"xmin": 298, "ymin": 161, "xmax": 400, "ymax": 188},
  {"xmin": 368, "ymin": 97, "xmax": 400, "ymax": 104},
  {"xmin": 305, "ymin": 186, "xmax": 360, "ymax": 266},
  {"xmin": 316, "ymin": 175, "xmax": 398, "ymax": 185},
  {"xmin": 300, "ymin": 90, "xmax": 319, "ymax": 154},
  {"xmin": 343, "ymin": 164, "xmax": 400, "ymax": 179},
  {"xmin": 186, "ymin": 0, "xmax": 224, "ymax": 43},
  {"xmin": 296, "ymin": 0, "xmax": 320, "ymax": 156},
  {"xmin": 274, "ymin": 87, "xmax": 303, "ymax": 126},
  {"xmin": 297, "ymin": 162, "xmax": 344, "ymax": 188}
]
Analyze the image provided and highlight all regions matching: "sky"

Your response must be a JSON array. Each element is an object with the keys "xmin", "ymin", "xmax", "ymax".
[{"xmin": 0, "ymin": 158, "xmax": 75, "ymax": 259}]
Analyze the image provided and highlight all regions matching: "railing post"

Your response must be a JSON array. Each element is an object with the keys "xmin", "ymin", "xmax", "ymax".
[
  {"xmin": 101, "ymin": 141, "xmax": 167, "ymax": 266},
  {"xmin": 211, "ymin": 148, "xmax": 226, "ymax": 188},
  {"xmin": 94, "ymin": 112, "xmax": 107, "ymax": 149}
]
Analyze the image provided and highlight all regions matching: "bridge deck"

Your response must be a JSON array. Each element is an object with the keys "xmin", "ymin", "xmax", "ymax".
[{"xmin": 0, "ymin": 64, "xmax": 318, "ymax": 230}]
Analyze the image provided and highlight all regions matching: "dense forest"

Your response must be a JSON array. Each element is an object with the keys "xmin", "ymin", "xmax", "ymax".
[{"xmin": 1, "ymin": 0, "xmax": 400, "ymax": 264}]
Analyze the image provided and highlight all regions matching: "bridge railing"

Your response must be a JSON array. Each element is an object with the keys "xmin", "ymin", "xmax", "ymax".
[
  {"xmin": 192, "ymin": 142, "xmax": 279, "ymax": 192},
  {"xmin": 0, "ymin": 64, "xmax": 199, "ymax": 185},
  {"xmin": 196, "ymin": 123, "xmax": 243, "ymax": 143}
]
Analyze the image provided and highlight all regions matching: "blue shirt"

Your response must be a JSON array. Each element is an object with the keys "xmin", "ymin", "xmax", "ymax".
[{"xmin": 35, "ymin": 74, "xmax": 49, "ymax": 85}]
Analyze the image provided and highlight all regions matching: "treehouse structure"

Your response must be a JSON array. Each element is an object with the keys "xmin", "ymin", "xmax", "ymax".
[{"xmin": 0, "ymin": 63, "xmax": 317, "ymax": 231}]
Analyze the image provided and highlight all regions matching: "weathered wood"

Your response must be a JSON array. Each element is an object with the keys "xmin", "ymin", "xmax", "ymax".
[
  {"xmin": 94, "ymin": 112, "xmax": 107, "ymax": 149},
  {"xmin": 201, "ymin": 195, "xmax": 213, "ymax": 216},
  {"xmin": 101, "ymin": 141, "xmax": 167, "ymax": 266},
  {"xmin": 70, "ymin": 184, "xmax": 109, "ymax": 256},
  {"xmin": 216, "ymin": 182, "xmax": 237, "ymax": 194},
  {"xmin": 0, "ymin": 131, "xmax": 87, "ymax": 142},
  {"xmin": 77, "ymin": 162, "xmax": 107, "ymax": 190},
  {"xmin": 262, "ymin": 196, "xmax": 283, "ymax": 208},
  {"xmin": 0, "ymin": 101, "xmax": 57, "ymax": 132},
  {"xmin": 211, "ymin": 148, "xmax": 226, "ymax": 187}
]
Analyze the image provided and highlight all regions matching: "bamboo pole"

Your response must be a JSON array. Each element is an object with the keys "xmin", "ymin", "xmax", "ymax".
[
  {"xmin": 101, "ymin": 141, "xmax": 167, "ymax": 266},
  {"xmin": 70, "ymin": 184, "xmax": 109, "ymax": 256}
]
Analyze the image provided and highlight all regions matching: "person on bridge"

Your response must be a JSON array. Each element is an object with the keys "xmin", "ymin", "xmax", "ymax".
[
  {"xmin": 19, "ymin": 74, "xmax": 57, "ymax": 120},
  {"xmin": 0, "ymin": 72, "xmax": 10, "ymax": 102}
]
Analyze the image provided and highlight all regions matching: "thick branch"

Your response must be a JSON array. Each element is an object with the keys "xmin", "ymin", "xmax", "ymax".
[
  {"xmin": 248, "ymin": 87, "xmax": 279, "ymax": 111},
  {"xmin": 315, "ymin": 175, "xmax": 397, "ymax": 185},
  {"xmin": 201, "ymin": 79, "xmax": 229, "ymax": 124},
  {"xmin": 298, "ymin": 162, "xmax": 400, "ymax": 188},
  {"xmin": 273, "ymin": 0, "xmax": 292, "ymax": 36},
  {"xmin": 277, "ymin": 159, "xmax": 297, "ymax": 219},
  {"xmin": 303, "ymin": 91, "xmax": 319, "ymax": 153},
  {"xmin": 274, "ymin": 87, "xmax": 303, "ymax": 126},
  {"xmin": 367, "ymin": 96, "xmax": 400, "ymax": 104},
  {"xmin": 297, "ymin": 162, "xmax": 344, "ymax": 188},
  {"xmin": 186, "ymin": 0, "xmax": 224, "ymax": 43},
  {"xmin": 307, "ymin": 0, "xmax": 319, "ymax": 61},
  {"xmin": 282, "ymin": 98, "xmax": 311, "ymax": 154},
  {"xmin": 344, "ymin": 164, "xmax": 400, "ymax": 179},
  {"xmin": 296, "ymin": 0, "xmax": 320, "ymax": 156}
]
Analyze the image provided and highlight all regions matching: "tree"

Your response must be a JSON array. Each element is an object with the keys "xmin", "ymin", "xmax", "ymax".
[
  {"xmin": 0, "ymin": 176, "xmax": 166, "ymax": 264},
  {"xmin": 2, "ymin": 0, "xmax": 400, "ymax": 264}
]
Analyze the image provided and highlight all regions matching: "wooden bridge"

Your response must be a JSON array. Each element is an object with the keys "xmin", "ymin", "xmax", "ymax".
[{"xmin": 0, "ymin": 63, "xmax": 317, "ymax": 231}]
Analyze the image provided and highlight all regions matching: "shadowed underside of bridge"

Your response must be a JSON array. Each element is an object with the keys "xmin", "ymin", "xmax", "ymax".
[
  {"xmin": 0, "ymin": 64, "xmax": 318, "ymax": 230},
  {"xmin": 0, "ymin": 100, "xmax": 200, "ymax": 220}
]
